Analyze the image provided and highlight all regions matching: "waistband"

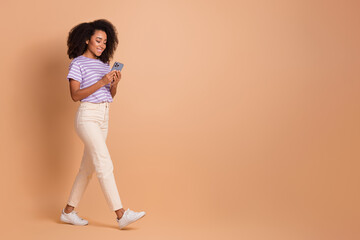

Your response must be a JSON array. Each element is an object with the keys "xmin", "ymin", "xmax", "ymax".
[{"xmin": 79, "ymin": 101, "xmax": 110, "ymax": 108}]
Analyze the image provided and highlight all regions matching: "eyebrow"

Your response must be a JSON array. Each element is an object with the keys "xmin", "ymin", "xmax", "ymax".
[{"xmin": 96, "ymin": 37, "xmax": 107, "ymax": 41}]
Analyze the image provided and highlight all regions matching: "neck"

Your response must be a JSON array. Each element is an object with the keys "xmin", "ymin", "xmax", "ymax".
[{"xmin": 82, "ymin": 50, "xmax": 98, "ymax": 59}]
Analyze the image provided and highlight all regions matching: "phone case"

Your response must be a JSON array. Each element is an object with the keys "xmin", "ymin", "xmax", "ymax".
[{"xmin": 111, "ymin": 62, "xmax": 124, "ymax": 71}]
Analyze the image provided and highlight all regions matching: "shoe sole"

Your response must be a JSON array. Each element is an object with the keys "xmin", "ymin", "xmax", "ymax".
[{"xmin": 60, "ymin": 215, "xmax": 88, "ymax": 226}]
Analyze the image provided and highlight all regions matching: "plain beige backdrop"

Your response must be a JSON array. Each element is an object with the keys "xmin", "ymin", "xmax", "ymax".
[{"xmin": 0, "ymin": 0, "xmax": 359, "ymax": 239}]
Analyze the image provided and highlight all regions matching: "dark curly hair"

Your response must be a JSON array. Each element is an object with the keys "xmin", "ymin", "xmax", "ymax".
[{"xmin": 67, "ymin": 19, "xmax": 118, "ymax": 64}]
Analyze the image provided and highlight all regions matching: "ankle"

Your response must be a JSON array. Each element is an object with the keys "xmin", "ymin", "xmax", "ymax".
[
  {"xmin": 115, "ymin": 208, "xmax": 125, "ymax": 220},
  {"xmin": 64, "ymin": 204, "xmax": 74, "ymax": 214},
  {"xmin": 116, "ymin": 212, "xmax": 124, "ymax": 220}
]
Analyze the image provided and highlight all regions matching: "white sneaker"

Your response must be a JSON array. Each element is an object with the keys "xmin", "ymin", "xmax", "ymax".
[
  {"xmin": 117, "ymin": 208, "xmax": 146, "ymax": 229},
  {"xmin": 60, "ymin": 209, "xmax": 88, "ymax": 226}
]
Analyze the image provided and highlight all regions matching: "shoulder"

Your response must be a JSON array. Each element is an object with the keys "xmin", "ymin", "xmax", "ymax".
[
  {"xmin": 69, "ymin": 56, "xmax": 86, "ymax": 65},
  {"xmin": 68, "ymin": 56, "xmax": 83, "ymax": 68}
]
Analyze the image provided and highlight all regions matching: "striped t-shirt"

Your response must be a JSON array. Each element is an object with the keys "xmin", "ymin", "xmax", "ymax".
[{"xmin": 67, "ymin": 55, "xmax": 113, "ymax": 103}]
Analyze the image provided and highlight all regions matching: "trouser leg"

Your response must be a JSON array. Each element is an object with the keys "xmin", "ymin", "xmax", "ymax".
[
  {"xmin": 67, "ymin": 147, "xmax": 94, "ymax": 207},
  {"xmin": 75, "ymin": 120, "xmax": 123, "ymax": 211}
]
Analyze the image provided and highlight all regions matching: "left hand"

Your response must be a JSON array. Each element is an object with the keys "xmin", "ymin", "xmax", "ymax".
[{"xmin": 111, "ymin": 70, "xmax": 121, "ymax": 87}]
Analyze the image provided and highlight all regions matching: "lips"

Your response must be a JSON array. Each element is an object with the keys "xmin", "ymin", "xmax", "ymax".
[{"xmin": 97, "ymin": 48, "xmax": 103, "ymax": 53}]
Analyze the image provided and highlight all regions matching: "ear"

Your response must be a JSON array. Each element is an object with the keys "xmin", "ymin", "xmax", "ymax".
[{"xmin": 86, "ymin": 40, "xmax": 89, "ymax": 44}]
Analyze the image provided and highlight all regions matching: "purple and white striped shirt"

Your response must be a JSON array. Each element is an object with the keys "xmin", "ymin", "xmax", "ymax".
[{"xmin": 67, "ymin": 55, "xmax": 113, "ymax": 103}]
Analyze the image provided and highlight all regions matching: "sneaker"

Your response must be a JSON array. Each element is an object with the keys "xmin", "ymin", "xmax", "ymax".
[
  {"xmin": 117, "ymin": 208, "xmax": 146, "ymax": 229},
  {"xmin": 60, "ymin": 209, "xmax": 88, "ymax": 226}
]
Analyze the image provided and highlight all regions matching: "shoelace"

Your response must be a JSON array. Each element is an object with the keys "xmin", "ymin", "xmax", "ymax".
[
  {"xmin": 126, "ymin": 209, "xmax": 134, "ymax": 217},
  {"xmin": 127, "ymin": 209, "xmax": 141, "ymax": 218},
  {"xmin": 69, "ymin": 211, "xmax": 85, "ymax": 221}
]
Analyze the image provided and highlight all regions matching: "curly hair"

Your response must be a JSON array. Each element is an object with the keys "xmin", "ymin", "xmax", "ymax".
[{"xmin": 67, "ymin": 19, "xmax": 118, "ymax": 64}]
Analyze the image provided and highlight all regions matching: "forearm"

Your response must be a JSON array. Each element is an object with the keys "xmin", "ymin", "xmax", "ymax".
[
  {"xmin": 71, "ymin": 80, "xmax": 105, "ymax": 102},
  {"xmin": 110, "ymin": 83, "xmax": 118, "ymax": 98}
]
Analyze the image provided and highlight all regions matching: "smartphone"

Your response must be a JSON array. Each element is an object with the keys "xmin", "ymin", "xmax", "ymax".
[{"xmin": 111, "ymin": 62, "xmax": 124, "ymax": 71}]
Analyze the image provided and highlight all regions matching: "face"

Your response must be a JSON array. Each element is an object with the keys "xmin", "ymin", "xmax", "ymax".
[{"xmin": 85, "ymin": 30, "xmax": 107, "ymax": 58}]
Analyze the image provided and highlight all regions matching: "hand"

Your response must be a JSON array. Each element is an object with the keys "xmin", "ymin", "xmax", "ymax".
[
  {"xmin": 111, "ymin": 70, "xmax": 121, "ymax": 87},
  {"xmin": 100, "ymin": 71, "xmax": 117, "ymax": 86}
]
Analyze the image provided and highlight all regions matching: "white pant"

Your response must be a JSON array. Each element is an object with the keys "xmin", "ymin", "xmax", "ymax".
[{"xmin": 67, "ymin": 101, "xmax": 123, "ymax": 211}]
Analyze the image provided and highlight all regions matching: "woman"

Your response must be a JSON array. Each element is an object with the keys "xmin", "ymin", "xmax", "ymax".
[{"xmin": 60, "ymin": 19, "xmax": 145, "ymax": 229}]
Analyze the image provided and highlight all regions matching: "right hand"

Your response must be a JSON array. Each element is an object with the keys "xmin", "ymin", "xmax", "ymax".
[{"xmin": 100, "ymin": 71, "xmax": 117, "ymax": 86}]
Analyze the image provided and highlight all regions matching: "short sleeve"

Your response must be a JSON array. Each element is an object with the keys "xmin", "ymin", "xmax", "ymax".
[{"xmin": 67, "ymin": 60, "xmax": 82, "ymax": 83}]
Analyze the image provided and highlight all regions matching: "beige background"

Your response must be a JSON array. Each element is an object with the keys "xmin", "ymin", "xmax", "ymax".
[{"xmin": 1, "ymin": 0, "xmax": 359, "ymax": 239}]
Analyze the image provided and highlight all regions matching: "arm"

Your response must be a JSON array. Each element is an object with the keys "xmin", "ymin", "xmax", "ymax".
[
  {"xmin": 110, "ymin": 70, "xmax": 122, "ymax": 99},
  {"xmin": 110, "ymin": 83, "xmax": 118, "ymax": 98},
  {"xmin": 69, "ymin": 71, "xmax": 116, "ymax": 102}
]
